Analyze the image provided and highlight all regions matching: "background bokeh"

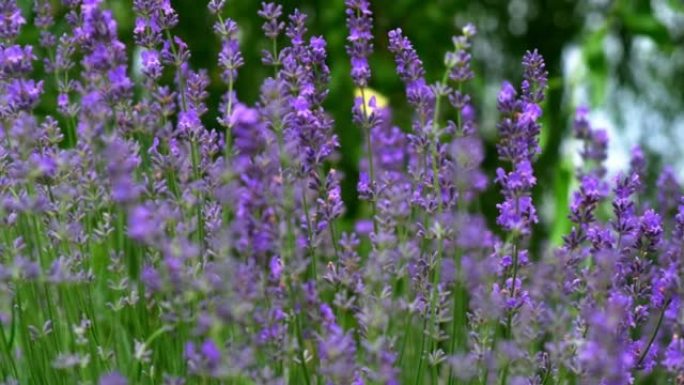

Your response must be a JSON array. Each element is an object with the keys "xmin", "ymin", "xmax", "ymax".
[{"xmin": 17, "ymin": 0, "xmax": 684, "ymax": 253}]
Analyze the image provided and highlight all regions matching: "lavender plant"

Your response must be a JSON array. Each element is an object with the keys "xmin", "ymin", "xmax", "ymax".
[{"xmin": 0, "ymin": 1, "xmax": 682, "ymax": 384}]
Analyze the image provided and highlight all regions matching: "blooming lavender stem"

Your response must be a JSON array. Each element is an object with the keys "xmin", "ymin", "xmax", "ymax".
[
  {"xmin": 360, "ymin": 88, "xmax": 378, "ymax": 234},
  {"xmin": 259, "ymin": 2, "xmax": 284, "ymax": 74},
  {"xmin": 638, "ymin": 297, "xmax": 671, "ymax": 368},
  {"xmin": 493, "ymin": 50, "xmax": 547, "ymax": 384},
  {"xmin": 216, "ymin": 12, "xmax": 239, "ymax": 159},
  {"xmin": 164, "ymin": 32, "xmax": 187, "ymax": 110},
  {"xmin": 346, "ymin": 0, "xmax": 378, "ymax": 234}
]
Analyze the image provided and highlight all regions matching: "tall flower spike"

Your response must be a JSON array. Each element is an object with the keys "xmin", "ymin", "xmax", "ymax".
[
  {"xmin": 496, "ymin": 51, "xmax": 547, "ymax": 164},
  {"xmin": 345, "ymin": 0, "xmax": 373, "ymax": 87},
  {"xmin": 215, "ymin": 18, "xmax": 243, "ymax": 85},
  {"xmin": 388, "ymin": 28, "xmax": 434, "ymax": 121},
  {"xmin": 446, "ymin": 23, "xmax": 476, "ymax": 84},
  {"xmin": 612, "ymin": 173, "xmax": 640, "ymax": 250},
  {"xmin": 492, "ymin": 54, "xmax": 547, "ymax": 378},
  {"xmin": 258, "ymin": 2, "xmax": 284, "ymax": 40},
  {"xmin": 521, "ymin": 49, "xmax": 547, "ymax": 104},
  {"xmin": 316, "ymin": 168, "xmax": 344, "ymax": 233},
  {"xmin": 573, "ymin": 106, "xmax": 608, "ymax": 178},
  {"xmin": 213, "ymin": 12, "xmax": 243, "ymax": 159},
  {"xmin": 285, "ymin": 9, "xmax": 307, "ymax": 47},
  {"xmin": 0, "ymin": 0, "xmax": 25, "ymax": 40},
  {"xmin": 258, "ymin": 2, "xmax": 284, "ymax": 66},
  {"xmin": 207, "ymin": 0, "xmax": 226, "ymax": 14}
]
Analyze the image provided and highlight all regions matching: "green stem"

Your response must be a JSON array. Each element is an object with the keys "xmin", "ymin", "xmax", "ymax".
[
  {"xmin": 301, "ymin": 191, "xmax": 316, "ymax": 281},
  {"xmin": 397, "ymin": 313, "xmax": 413, "ymax": 366},
  {"xmin": 414, "ymin": 318, "xmax": 428, "ymax": 385},
  {"xmin": 499, "ymin": 364, "xmax": 509, "ymax": 385},
  {"xmin": 217, "ymin": 13, "xmax": 235, "ymax": 159},
  {"xmin": 541, "ymin": 364, "xmax": 551, "ymax": 385},
  {"xmin": 420, "ymin": 69, "xmax": 450, "ymax": 383},
  {"xmin": 190, "ymin": 139, "xmax": 205, "ymax": 249},
  {"xmin": 359, "ymin": 87, "xmax": 378, "ymax": 236},
  {"xmin": 271, "ymin": 37, "xmax": 280, "ymax": 76},
  {"xmin": 165, "ymin": 30, "xmax": 187, "ymax": 111},
  {"xmin": 431, "ymin": 362, "xmax": 438, "ymax": 385},
  {"xmin": 500, "ymin": 238, "xmax": 520, "ymax": 384},
  {"xmin": 447, "ymin": 191, "xmax": 467, "ymax": 385},
  {"xmin": 505, "ymin": 241, "xmax": 520, "ymax": 338},
  {"xmin": 448, "ymin": 283, "xmax": 465, "ymax": 365},
  {"xmin": 637, "ymin": 297, "xmax": 671, "ymax": 367},
  {"xmin": 226, "ymin": 79, "xmax": 234, "ymax": 153},
  {"xmin": 329, "ymin": 220, "xmax": 340, "ymax": 267},
  {"xmin": 0, "ymin": 315, "xmax": 18, "ymax": 379},
  {"xmin": 288, "ymin": 280, "xmax": 312, "ymax": 385}
]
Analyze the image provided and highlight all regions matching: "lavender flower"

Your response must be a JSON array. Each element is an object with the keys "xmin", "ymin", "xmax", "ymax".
[
  {"xmin": 0, "ymin": 2, "xmax": 681, "ymax": 385},
  {"xmin": 215, "ymin": 18, "xmax": 243, "ymax": 85},
  {"xmin": 388, "ymin": 28, "xmax": 434, "ymax": 121},
  {"xmin": 345, "ymin": 0, "xmax": 373, "ymax": 87},
  {"xmin": 0, "ymin": 0, "xmax": 25, "ymax": 40},
  {"xmin": 258, "ymin": 2, "xmax": 284, "ymax": 39}
]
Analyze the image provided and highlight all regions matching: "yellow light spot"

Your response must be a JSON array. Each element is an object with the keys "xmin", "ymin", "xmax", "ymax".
[{"xmin": 354, "ymin": 87, "xmax": 388, "ymax": 115}]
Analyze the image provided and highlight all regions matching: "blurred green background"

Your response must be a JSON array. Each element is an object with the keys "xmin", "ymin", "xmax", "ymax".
[{"xmin": 18, "ymin": 0, "xmax": 684, "ymax": 251}]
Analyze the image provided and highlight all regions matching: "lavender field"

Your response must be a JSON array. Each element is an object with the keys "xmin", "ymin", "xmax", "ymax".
[{"xmin": 0, "ymin": 0, "xmax": 683, "ymax": 384}]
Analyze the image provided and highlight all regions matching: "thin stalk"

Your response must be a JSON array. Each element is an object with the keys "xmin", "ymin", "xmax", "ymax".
[
  {"xmin": 541, "ymin": 365, "xmax": 551, "ymax": 385},
  {"xmin": 431, "ymin": 362, "xmax": 438, "ymax": 385},
  {"xmin": 447, "ymin": 283, "xmax": 466, "ymax": 385},
  {"xmin": 271, "ymin": 37, "xmax": 280, "ymax": 76},
  {"xmin": 447, "ymin": 190, "xmax": 467, "ymax": 385},
  {"xmin": 418, "ymin": 69, "xmax": 450, "ymax": 384},
  {"xmin": 288, "ymin": 280, "xmax": 312, "ymax": 385},
  {"xmin": 499, "ymin": 364, "xmax": 509, "ymax": 385},
  {"xmin": 397, "ymin": 313, "xmax": 414, "ymax": 366},
  {"xmin": 301, "ymin": 191, "xmax": 316, "ymax": 280},
  {"xmin": 166, "ymin": 29, "xmax": 205, "ymax": 252},
  {"xmin": 359, "ymin": 87, "xmax": 378, "ymax": 235},
  {"xmin": 217, "ymin": 13, "xmax": 235, "ymax": 159},
  {"xmin": 224, "ymin": 77, "xmax": 234, "ymax": 157},
  {"xmin": 274, "ymin": 114, "xmax": 309, "ymax": 382},
  {"xmin": 329, "ymin": 221, "xmax": 340, "ymax": 267},
  {"xmin": 164, "ymin": 30, "xmax": 187, "ymax": 111},
  {"xmin": 414, "ymin": 318, "xmax": 429, "ymax": 385},
  {"xmin": 136, "ymin": 325, "xmax": 171, "ymax": 381},
  {"xmin": 500, "ymin": 238, "xmax": 520, "ymax": 385},
  {"xmin": 0, "ymin": 317, "xmax": 18, "ymax": 379},
  {"xmin": 637, "ymin": 297, "xmax": 671, "ymax": 367},
  {"xmin": 47, "ymin": 46, "xmax": 77, "ymax": 147},
  {"xmin": 505, "ymin": 241, "xmax": 520, "ymax": 337},
  {"xmin": 190, "ymin": 139, "xmax": 205, "ymax": 249}
]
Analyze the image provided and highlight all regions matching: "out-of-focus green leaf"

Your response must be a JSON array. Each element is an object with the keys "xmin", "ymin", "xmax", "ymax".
[
  {"xmin": 667, "ymin": 0, "xmax": 684, "ymax": 12},
  {"xmin": 621, "ymin": 12, "xmax": 673, "ymax": 51},
  {"xmin": 549, "ymin": 157, "xmax": 573, "ymax": 246},
  {"xmin": 539, "ymin": 77, "xmax": 562, "ymax": 152},
  {"xmin": 582, "ymin": 26, "xmax": 608, "ymax": 107}
]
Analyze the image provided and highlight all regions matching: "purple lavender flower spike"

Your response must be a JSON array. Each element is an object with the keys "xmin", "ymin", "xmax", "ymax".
[
  {"xmin": 388, "ymin": 28, "xmax": 435, "ymax": 122},
  {"xmin": 0, "ymin": 0, "xmax": 25, "ymax": 40},
  {"xmin": 573, "ymin": 106, "xmax": 609, "ymax": 179},
  {"xmin": 216, "ymin": 18, "xmax": 243, "ymax": 85},
  {"xmin": 345, "ymin": 0, "xmax": 373, "ymax": 87},
  {"xmin": 258, "ymin": 2, "xmax": 284, "ymax": 39}
]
